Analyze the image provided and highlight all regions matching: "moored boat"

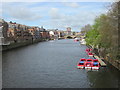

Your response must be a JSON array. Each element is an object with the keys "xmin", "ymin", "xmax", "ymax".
[
  {"xmin": 77, "ymin": 58, "xmax": 101, "ymax": 70},
  {"xmin": 74, "ymin": 40, "xmax": 79, "ymax": 42},
  {"xmin": 92, "ymin": 59, "xmax": 100, "ymax": 70},
  {"xmin": 85, "ymin": 48, "xmax": 94, "ymax": 57},
  {"xmin": 85, "ymin": 48, "xmax": 92, "ymax": 52},
  {"xmin": 77, "ymin": 58, "xmax": 86, "ymax": 69},
  {"xmin": 80, "ymin": 39, "xmax": 86, "ymax": 45},
  {"xmin": 74, "ymin": 38, "xmax": 79, "ymax": 42},
  {"xmin": 85, "ymin": 48, "xmax": 90, "ymax": 53},
  {"xmin": 88, "ymin": 52, "xmax": 94, "ymax": 57},
  {"xmin": 85, "ymin": 62, "xmax": 92, "ymax": 69},
  {"xmin": 84, "ymin": 59, "xmax": 93, "ymax": 69}
]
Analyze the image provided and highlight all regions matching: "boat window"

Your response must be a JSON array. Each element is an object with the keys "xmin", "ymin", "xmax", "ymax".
[
  {"xmin": 86, "ymin": 63, "xmax": 91, "ymax": 66},
  {"xmin": 81, "ymin": 60, "xmax": 86, "ymax": 61},
  {"xmin": 93, "ymin": 62, "xmax": 98, "ymax": 64},
  {"xmin": 93, "ymin": 64, "xmax": 98, "ymax": 66},
  {"xmin": 79, "ymin": 63, "xmax": 84, "ymax": 65},
  {"xmin": 87, "ymin": 60, "xmax": 92, "ymax": 62},
  {"xmin": 80, "ymin": 61, "xmax": 84, "ymax": 63},
  {"xmin": 94, "ymin": 61, "xmax": 98, "ymax": 62}
]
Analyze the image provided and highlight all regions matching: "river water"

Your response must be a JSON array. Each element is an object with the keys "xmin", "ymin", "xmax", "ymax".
[{"xmin": 2, "ymin": 39, "xmax": 120, "ymax": 88}]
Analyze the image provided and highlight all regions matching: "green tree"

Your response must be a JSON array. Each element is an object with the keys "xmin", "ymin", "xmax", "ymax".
[
  {"xmin": 85, "ymin": 2, "xmax": 119, "ymax": 61},
  {"xmin": 85, "ymin": 17, "xmax": 100, "ymax": 48}
]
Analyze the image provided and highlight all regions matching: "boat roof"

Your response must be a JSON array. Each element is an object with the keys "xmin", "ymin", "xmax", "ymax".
[
  {"xmin": 79, "ymin": 61, "xmax": 85, "ymax": 63},
  {"xmin": 93, "ymin": 62, "xmax": 99, "ymax": 65}
]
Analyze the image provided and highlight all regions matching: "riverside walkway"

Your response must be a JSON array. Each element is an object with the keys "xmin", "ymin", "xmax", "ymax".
[{"xmin": 94, "ymin": 55, "xmax": 107, "ymax": 66}]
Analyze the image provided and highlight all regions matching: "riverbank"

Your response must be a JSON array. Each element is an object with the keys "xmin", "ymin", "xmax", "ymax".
[
  {"xmin": 2, "ymin": 39, "xmax": 49, "ymax": 51},
  {"xmin": 86, "ymin": 46, "xmax": 120, "ymax": 70},
  {"xmin": 105, "ymin": 56, "xmax": 120, "ymax": 71}
]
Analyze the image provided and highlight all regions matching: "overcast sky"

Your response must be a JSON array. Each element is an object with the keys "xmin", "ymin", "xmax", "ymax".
[{"xmin": 1, "ymin": 2, "xmax": 110, "ymax": 31}]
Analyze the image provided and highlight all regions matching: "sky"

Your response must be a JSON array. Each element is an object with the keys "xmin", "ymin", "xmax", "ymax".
[{"xmin": 1, "ymin": 2, "xmax": 111, "ymax": 31}]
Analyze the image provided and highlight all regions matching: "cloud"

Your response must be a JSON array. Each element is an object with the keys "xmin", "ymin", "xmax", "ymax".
[
  {"xmin": 2, "ymin": 2, "xmax": 108, "ymax": 31},
  {"xmin": 0, "ymin": 9, "xmax": 2, "ymax": 18},
  {"xmin": 62, "ymin": 2, "xmax": 79, "ymax": 8},
  {"xmin": 49, "ymin": 8, "xmax": 66, "ymax": 20},
  {"xmin": 47, "ymin": 2, "xmax": 108, "ymax": 31},
  {"xmin": 2, "ymin": 3, "xmax": 42, "ymax": 21},
  {"xmin": 49, "ymin": 8, "xmax": 59, "ymax": 19},
  {"xmin": 48, "ymin": 7, "xmax": 99, "ymax": 31},
  {"xmin": 2, "ymin": 0, "xmax": 117, "ymax": 2},
  {"xmin": 0, "ymin": 3, "xmax": 2, "ymax": 18}
]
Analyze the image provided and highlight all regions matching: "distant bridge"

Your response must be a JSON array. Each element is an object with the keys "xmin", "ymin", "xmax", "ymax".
[{"xmin": 64, "ymin": 35, "xmax": 76, "ymax": 39}]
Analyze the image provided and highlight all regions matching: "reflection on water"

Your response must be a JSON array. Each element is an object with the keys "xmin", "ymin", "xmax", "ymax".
[
  {"xmin": 87, "ymin": 63, "xmax": 120, "ymax": 88},
  {"xmin": 2, "ymin": 39, "xmax": 120, "ymax": 88}
]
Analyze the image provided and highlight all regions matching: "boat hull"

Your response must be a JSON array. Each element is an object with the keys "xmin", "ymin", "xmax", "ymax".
[
  {"xmin": 88, "ymin": 55, "xmax": 94, "ymax": 57},
  {"xmin": 92, "ymin": 67, "xmax": 99, "ymax": 70},
  {"xmin": 85, "ymin": 67, "xmax": 91, "ymax": 69},
  {"xmin": 77, "ymin": 66, "xmax": 84, "ymax": 69}
]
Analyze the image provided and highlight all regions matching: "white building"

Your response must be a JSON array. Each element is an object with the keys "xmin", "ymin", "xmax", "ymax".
[{"xmin": 0, "ymin": 26, "xmax": 4, "ymax": 45}]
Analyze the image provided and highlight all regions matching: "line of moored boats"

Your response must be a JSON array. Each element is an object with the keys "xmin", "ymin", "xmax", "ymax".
[
  {"xmin": 77, "ymin": 44, "xmax": 100, "ymax": 70},
  {"xmin": 74, "ymin": 38, "xmax": 100, "ymax": 70},
  {"xmin": 77, "ymin": 58, "xmax": 100, "ymax": 70}
]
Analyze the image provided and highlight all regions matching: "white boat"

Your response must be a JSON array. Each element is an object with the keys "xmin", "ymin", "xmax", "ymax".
[
  {"xmin": 92, "ymin": 67, "xmax": 99, "ymax": 70},
  {"xmin": 92, "ymin": 59, "xmax": 100, "ymax": 70},
  {"xmin": 84, "ymin": 59, "xmax": 93, "ymax": 70},
  {"xmin": 80, "ymin": 39, "xmax": 86, "ymax": 45},
  {"xmin": 74, "ymin": 38, "xmax": 80, "ymax": 41},
  {"xmin": 85, "ymin": 62, "xmax": 92, "ymax": 69}
]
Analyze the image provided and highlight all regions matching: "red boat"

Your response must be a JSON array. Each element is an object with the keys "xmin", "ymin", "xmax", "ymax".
[
  {"xmin": 85, "ymin": 59, "xmax": 93, "ymax": 69},
  {"xmin": 74, "ymin": 39, "xmax": 79, "ymax": 42},
  {"xmin": 88, "ymin": 52, "xmax": 94, "ymax": 57},
  {"xmin": 86, "ymin": 48, "xmax": 89, "ymax": 51},
  {"xmin": 85, "ymin": 48, "xmax": 92, "ymax": 53},
  {"xmin": 77, "ymin": 58, "xmax": 86, "ymax": 69},
  {"xmin": 92, "ymin": 59, "xmax": 100, "ymax": 70},
  {"xmin": 85, "ymin": 48, "xmax": 89, "ymax": 53}
]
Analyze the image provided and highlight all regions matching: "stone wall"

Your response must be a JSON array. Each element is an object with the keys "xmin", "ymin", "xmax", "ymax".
[
  {"xmin": 2, "ymin": 38, "xmax": 46, "ymax": 51},
  {"xmin": 92, "ymin": 47, "xmax": 120, "ymax": 70}
]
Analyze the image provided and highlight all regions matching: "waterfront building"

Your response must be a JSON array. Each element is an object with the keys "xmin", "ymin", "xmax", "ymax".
[
  {"xmin": 49, "ymin": 30, "xmax": 54, "ymax": 39},
  {"xmin": 28, "ymin": 27, "xmax": 36, "ymax": 40},
  {"xmin": 0, "ymin": 26, "xmax": 4, "ymax": 45},
  {"xmin": 57, "ymin": 30, "xmax": 65, "ymax": 38},
  {"xmin": 7, "ymin": 22, "xmax": 32, "ymax": 42},
  {"xmin": 7, "ymin": 22, "xmax": 17, "ymax": 42},
  {"xmin": 54, "ymin": 30, "xmax": 58, "ymax": 40},
  {"xmin": 1, "ymin": 19, "xmax": 51, "ymax": 44},
  {"xmin": 34, "ymin": 27, "xmax": 41, "ymax": 39},
  {"xmin": 40, "ymin": 26, "xmax": 50, "ymax": 39},
  {"xmin": 0, "ymin": 19, "xmax": 9, "ymax": 45},
  {"xmin": 48, "ymin": 29, "xmax": 59, "ymax": 40},
  {"xmin": 66, "ymin": 27, "xmax": 72, "ymax": 36}
]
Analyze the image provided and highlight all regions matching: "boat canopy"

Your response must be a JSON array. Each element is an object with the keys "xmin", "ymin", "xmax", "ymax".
[
  {"xmin": 93, "ymin": 62, "xmax": 99, "ymax": 65},
  {"xmin": 79, "ymin": 61, "xmax": 84, "ymax": 63}
]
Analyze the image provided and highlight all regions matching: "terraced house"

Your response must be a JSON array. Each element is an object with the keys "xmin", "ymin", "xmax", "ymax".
[{"xmin": 0, "ymin": 19, "xmax": 8, "ymax": 45}]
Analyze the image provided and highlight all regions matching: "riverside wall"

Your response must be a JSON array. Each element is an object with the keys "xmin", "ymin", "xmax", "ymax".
[
  {"xmin": 104, "ymin": 56, "xmax": 120, "ymax": 71},
  {"xmin": 86, "ymin": 45, "xmax": 120, "ymax": 70},
  {"xmin": 92, "ymin": 47, "xmax": 120, "ymax": 70},
  {"xmin": 2, "ymin": 39, "xmax": 48, "ymax": 51}
]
